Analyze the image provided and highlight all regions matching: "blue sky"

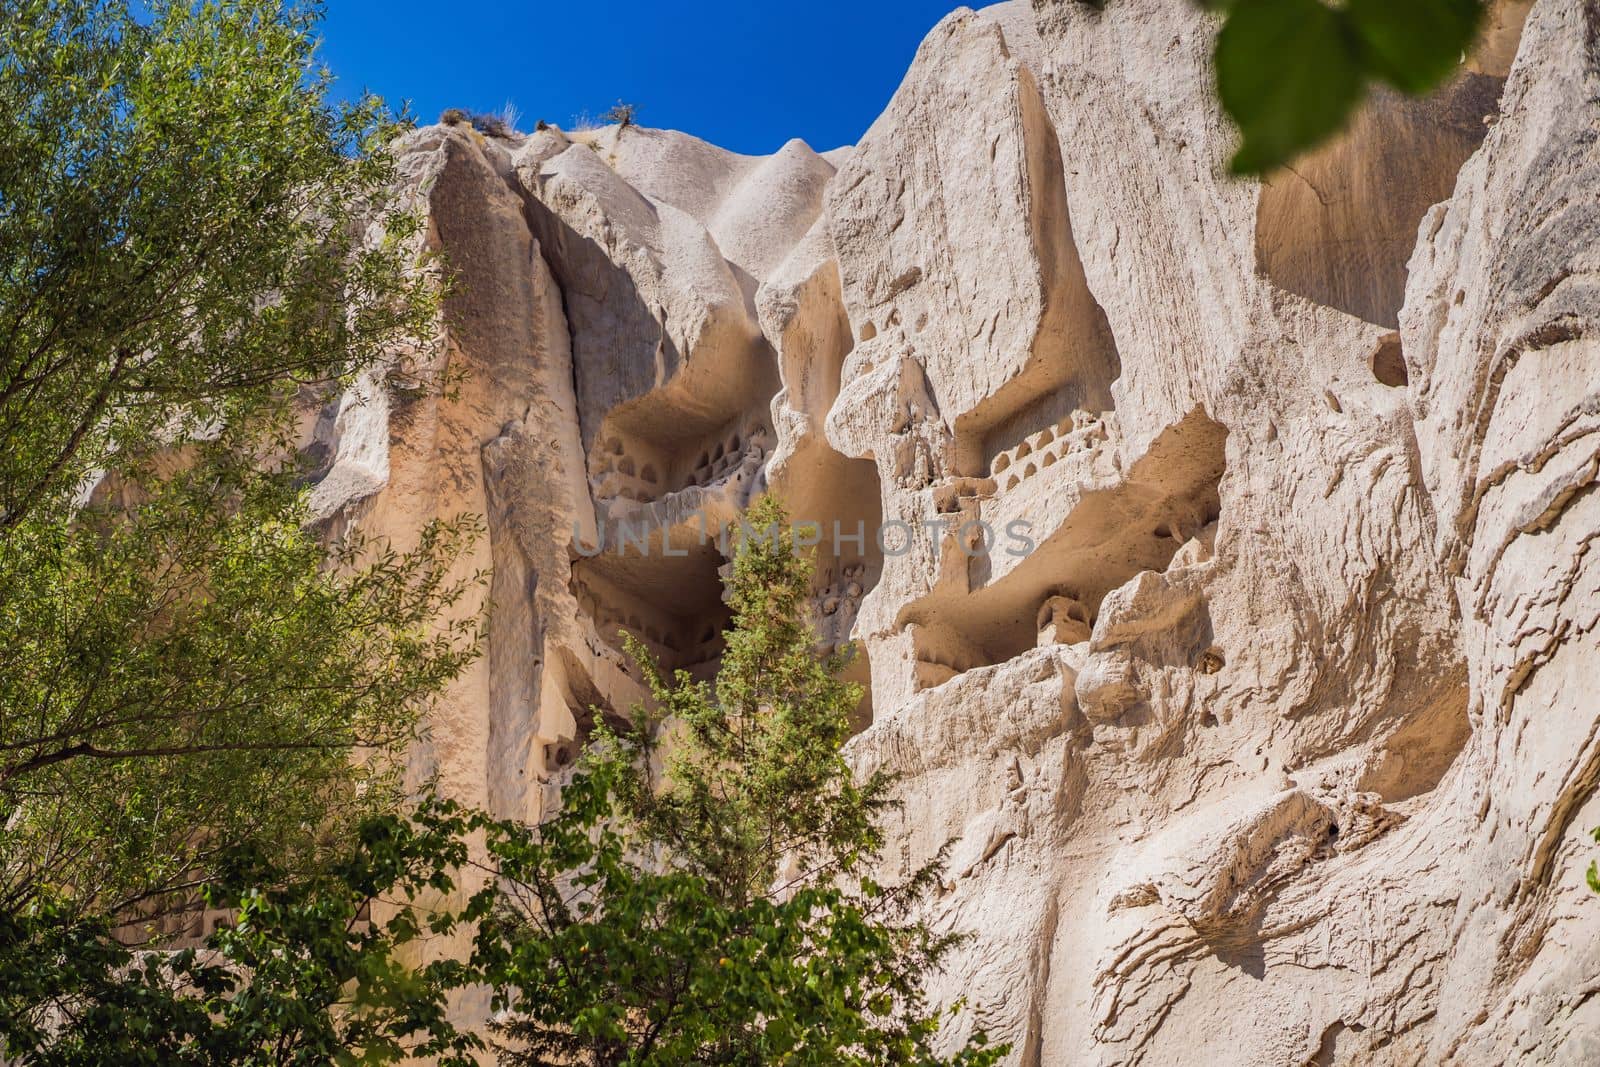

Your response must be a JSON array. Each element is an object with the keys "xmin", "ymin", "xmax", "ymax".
[{"xmin": 320, "ymin": 0, "xmax": 971, "ymax": 156}]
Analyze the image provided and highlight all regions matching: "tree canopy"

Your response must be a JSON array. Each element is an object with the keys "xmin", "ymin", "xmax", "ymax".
[{"xmin": 0, "ymin": 3, "xmax": 478, "ymax": 1055}]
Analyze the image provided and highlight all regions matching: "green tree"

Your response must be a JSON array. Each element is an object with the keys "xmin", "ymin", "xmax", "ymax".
[
  {"xmin": 0, "ymin": 0, "xmax": 481, "ymax": 1057},
  {"xmin": 473, "ymin": 498, "xmax": 1005, "ymax": 1066},
  {"xmin": 0, "ymin": 802, "xmax": 483, "ymax": 1065},
  {"xmin": 0, "ymin": 0, "xmax": 473, "ymax": 909},
  {"xmin": 0, "ymin": 454, "xmax": 479, "ymax": 918},
  {"xmin": 0, "ymin": 0, "xmax": 431, "ymax": 529}
]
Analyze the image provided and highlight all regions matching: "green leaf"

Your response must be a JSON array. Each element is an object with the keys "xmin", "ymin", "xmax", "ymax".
[
  {"xmin": 1214, "ymin": 0, "xmax": 1366, "ymax": 174},
  {"xmin": 1588, "ymin": 860, "xmax": 1600, "ymax": 894},
  {"xmin": 1346, "ymin": 0, "xmax": 1484, "ymax": 95}
]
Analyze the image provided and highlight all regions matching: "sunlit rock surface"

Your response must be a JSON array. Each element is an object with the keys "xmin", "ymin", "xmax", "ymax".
[{"xmin": 310, "ymin": 0, "xmax": 1600, "ymax": 1060}]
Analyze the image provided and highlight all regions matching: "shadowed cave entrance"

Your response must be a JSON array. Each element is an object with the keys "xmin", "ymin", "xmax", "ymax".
[
  {"xmin": 588, "ymin": 416, "xmax": 774, "ymax": 507},
  {"xmin": 572, "ymin": 538, "xmax": 733, "ymax": 676},
  {"xmin": 563, "ymin": 504, "xmax": 883, "ymax": 761},
  {"xmin": 556, "ymin": 537, "xmax": 732, "ymax": 771}
]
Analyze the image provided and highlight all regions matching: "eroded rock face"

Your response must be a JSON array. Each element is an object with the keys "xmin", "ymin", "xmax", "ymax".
[{"xmin": 311, "ymin": 0, "xmax": 1600, "ymax": 1060}]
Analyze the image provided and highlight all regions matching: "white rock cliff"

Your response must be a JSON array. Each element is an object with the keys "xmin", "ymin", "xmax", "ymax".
[{"xmin": 310, "ymin": 0, "xmax": 1600, "ymax": 1061}]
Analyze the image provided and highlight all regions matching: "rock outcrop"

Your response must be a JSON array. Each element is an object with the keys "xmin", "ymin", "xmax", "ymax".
[{"xmin": 310, "ymin": 0, "xmax": 1600, "ymax": 1061}]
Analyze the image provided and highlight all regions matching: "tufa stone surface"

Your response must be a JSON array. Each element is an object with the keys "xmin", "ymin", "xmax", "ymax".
[{"xmin": 308, "ymin": 0, "xmax": 1600, "ymax": 1060}]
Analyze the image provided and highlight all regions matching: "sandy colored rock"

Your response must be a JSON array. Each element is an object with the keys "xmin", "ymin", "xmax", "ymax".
[{"xmin": 306, "ymin": 0, "xmax": 1600, "ymax": 1060}]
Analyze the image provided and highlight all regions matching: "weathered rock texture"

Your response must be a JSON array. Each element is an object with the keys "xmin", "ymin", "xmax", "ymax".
[{"xmin": 309, "ymin": 0, "xmax": 1600, "ymax": 1060}]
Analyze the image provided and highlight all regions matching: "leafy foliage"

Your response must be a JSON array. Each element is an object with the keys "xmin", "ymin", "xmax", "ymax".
[
  {"xmin": 0, "ymin": 0, "xmax": 484, "ymax": 1057},
  {"xmin": 475, "ymin": 498, "xmax": 1005, "ymax": 1066},
  {"xmin": 0, "ymin": 0, "xmax": 479, "ymax": 916},
  {"xmin": 0, "ymin": 806, "xmax": 482, "ymax": 1065},
  {"xmin": 0, "ymin": 0, "xmax": 435, "ymax": 529},
  {"xmin": 1587, "ymin": 827, "xmax": 1600, "ymax": 894},
  {"xmin": 9, "ymin": 0, "xmax": 1501, "ymax": 1056},
  {"xmin": 1199, "ymin": 0, "xmax": 1486, "ymax": 174},
  {"xmin": 0, "ymin": 446, "xmax": 481, "ymax": 918},
  {"xmin": 628, "ymin": 498, "xmax": 888, "ymax": 904}
]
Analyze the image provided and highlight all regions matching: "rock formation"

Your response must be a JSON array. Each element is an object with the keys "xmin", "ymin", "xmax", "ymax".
[{"xmin": 308, "ymin": 0, "xmax": 1600, "ymax": 1060}]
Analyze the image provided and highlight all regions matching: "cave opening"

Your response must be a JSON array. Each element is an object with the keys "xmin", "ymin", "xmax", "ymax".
[
  {"xmin": 906, "ymin": 409, "xmax": 1228, "ymax": 687},
  {"xmin": 571, "ymin": 536, "xmax": 733, "ymax": 680}
]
